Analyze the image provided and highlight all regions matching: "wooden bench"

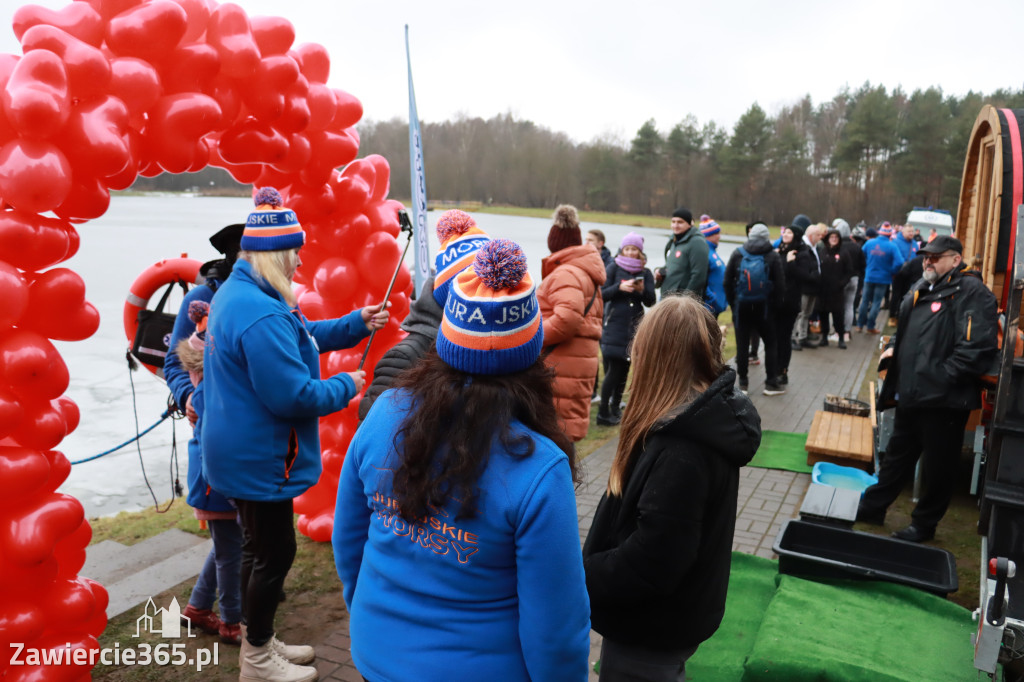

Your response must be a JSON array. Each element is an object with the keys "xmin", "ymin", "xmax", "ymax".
[{"xmin": 805, "ymin": 410, "xmax": 874, "ymax": 472}]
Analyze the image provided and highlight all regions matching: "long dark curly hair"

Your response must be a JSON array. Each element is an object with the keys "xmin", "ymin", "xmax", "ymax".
[{"xmin": 390, "ymin": 350, "xmax": 578, "ymax": 521}]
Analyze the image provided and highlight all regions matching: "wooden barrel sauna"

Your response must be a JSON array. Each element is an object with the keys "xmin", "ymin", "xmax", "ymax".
[{"xmin": 957, "ymin": 105, "xmax": 1024, "ymax": 307}]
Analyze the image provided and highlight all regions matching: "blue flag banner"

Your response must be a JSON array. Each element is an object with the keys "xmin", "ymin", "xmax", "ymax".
[{"xmin": 406, "ymin": 25, "xmax": 429, "ymax": 296}]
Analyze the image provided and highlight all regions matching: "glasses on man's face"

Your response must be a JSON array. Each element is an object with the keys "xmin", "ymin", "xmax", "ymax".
[{"xmin": 923, "ymin": 252, "xmax": 955, "ymax": 264}]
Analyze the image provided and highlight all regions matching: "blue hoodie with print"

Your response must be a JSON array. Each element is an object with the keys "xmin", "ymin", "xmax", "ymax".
[
  {"xmin": 862, "ymin": 236, "xmax": 905, "ymax": 285},
  {"xmin": 201, "ymin": 259, "xmax": 370, "ymax": 502}
]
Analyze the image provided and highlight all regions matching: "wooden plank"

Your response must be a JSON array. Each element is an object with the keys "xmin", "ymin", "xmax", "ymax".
[
  {"xmin": 869, "ymin": 381, "xmax": 877, "ymax": 429},
  {"xmin": 805, "ymin": 410, "xmax": 873, "ymax": 470}
]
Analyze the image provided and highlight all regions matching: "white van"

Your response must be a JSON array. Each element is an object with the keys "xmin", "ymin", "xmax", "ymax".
[{"xmin": 906, "ymin": 207, "xmax": 954, "ymax": 238}]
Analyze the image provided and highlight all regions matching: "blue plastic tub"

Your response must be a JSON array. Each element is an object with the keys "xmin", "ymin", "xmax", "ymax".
[{"xmin": 811, "ymin": 462, "xmax": 878, "ymax": 495}]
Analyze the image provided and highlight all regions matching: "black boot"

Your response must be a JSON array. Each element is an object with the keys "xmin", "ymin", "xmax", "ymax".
[
  {"xmin": 596, "ymin": 407, "xmax": 619, "ymax": 426},
  {"xmin": 596, "ymin": 397, "xmax": 619, "ymax": 426}
]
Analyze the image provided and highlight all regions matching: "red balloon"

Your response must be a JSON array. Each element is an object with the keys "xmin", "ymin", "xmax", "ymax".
[
  {"xmin": 358, "ymin": 231, "xmax": 401, "ymax": 285},
  {"xmin": 143, "ymin": 92, "xmax": 222, "ymax": 173},
  {"xmin": 270, "ymin": 131, "xmax": 312, "ymax": 173},
  {"xmin": 1, "ymin": 492, "xmax": 83, "ymax": 566},
  {"xmin": 20, "ymin": 24, "xmax": 111, "ymax": 100},
  {"xmin": 300, "ymin": 129, "xmax": 358, "ymax": 187},
  {"xmin": 218, "ymin": 118, "xmax": 288, "ymax": 165},
  {"xmin": 55, "ymin": 174, "xmax": 111, "ymax": 222},
  {"xmin": 0, "ymin": 446, "xmax": 49, "ymax": 506},
  {"xmin": 1, "ymin": 49, "xmax": 70, "ymax": 138},
  {"xmin": 105, "ymin": 0, "xmax": 188, "ymax": 64},
  {"xmin": 9, "ymin": 398, "xmax": 69, "ymax": 450},
  {"xmin": 19, "ymin": 268, "xmax": 100, "ymax": 342},
  {"xmin": 56, "ymin": 95, "xmax": 130, "ymax": 179},
  {"xmin": 13, "ymin": 3, "xmax": 105, "ymax": 46},
  {"xmin": 278, "ymin": 76, "xmax": 311, "ymax": 133},
  {"xmin": 0, "ymin": 387, "xmax": 26, "ymax": 441},
  {"xmin": 108, "ymin": 57, "xmax": 160, "ymax": 123},
  {"xmin": 0, "ymin": 261, "xmax": 28, "ymax": 326},
  {"xmin": 206, "ymin": 3, "xmax": 259, "ymax": 78},
  {"xmin": 313, "ymin": 256, "xmax": 357, "ymax": 301},
  {"xmin": 54, "ymin": 397, "xmax": 80, "ymax": 436},
  {"xmin": 168, "ymin": 0, "xmax": 214, "ymax": 43},
  {"xmin": 0, "ymin": 139, "xmax": 72, "ymax": 213},
  {"xmin": 0, "ymin": 599, "xmax": 47, "ymax": 645},
  {"xmin": 293, "ymin": 42, "xmax": 330, "ymax": 83},
  {"xmin": 330, "ymin": 88, "xmax": 364, "ymax": 131},
  {"xmin": 161, "ymin": 42, "xmax": 220, "ymax": 94},
  {"xmin": 286, "ymin": 179, "xmax": 335, "ymax": 220},
  {"xmin": 251, "ymin": 15, "xmax": 295, "ymax": 56},
  {"xmin": 306, "ymin": 82, "xmax": 336, "ymax": 131},
  {"xmin": 0, "ymin": 329, "xmax": 70, "ymax": 401},
  {"xmin": 0, "ymin": 210, "xmax": 74, "ymax": 271},
  {"xmin": 43, "ymin": 449, "xmax": 72, "ymax": 494}
]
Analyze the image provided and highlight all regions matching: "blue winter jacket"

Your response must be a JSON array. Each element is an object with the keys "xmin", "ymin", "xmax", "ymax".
[
  {"xmin": 333, "ymin": 389, "xmax": 592, "ymax": 682},
  {"xmin": 201, "ymin": 259, "xmax": 370, "ymax": 502},
  {"xmin": 164, "ymin": 280, "xmax": 234, "ymax": 513},
  {"xmin": 862, "ymin": 237, "xmax": 905, "ymax": 285},
  {"xmin": 704, "ymin": 241, "xmax": 727, "ymax": 315},
  {"xmin": 893, "ymin": 234, "xmax": 919, "ymax": 262}
]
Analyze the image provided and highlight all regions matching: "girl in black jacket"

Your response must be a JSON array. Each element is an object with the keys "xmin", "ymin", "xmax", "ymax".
[
  {"xmin": 776, "ymin": 225, "xmax": 807, "ymax": 383},
  {"xmin": 597, "ymin": 232, "xmax": 656, "ymax": 426},
  {"xmin": 583, "ymin": 295, "xmax": 760, "ymax": 681},
  {"xmin": 818, "ymin": 228, "xmax": 854, "ymax": 348}
]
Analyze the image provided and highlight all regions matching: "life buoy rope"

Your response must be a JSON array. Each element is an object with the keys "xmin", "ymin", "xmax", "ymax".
[{"xmin": 123, "ymin": 258, "xmax": 204, "ymax": 375}]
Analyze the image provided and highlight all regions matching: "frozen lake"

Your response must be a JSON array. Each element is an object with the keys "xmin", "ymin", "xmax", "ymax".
[{"xmin": 53, "ymin": 195, "xmax": 732, "ymax": 518}]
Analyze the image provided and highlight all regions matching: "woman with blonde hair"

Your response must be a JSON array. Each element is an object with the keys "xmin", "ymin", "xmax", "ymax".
[
  {"xmin": 203, "ymin": 188, "xmax": 389, "ymax": 682},
  {"xmin": 583, "ymin": 294, "xmax": 761, "ymax": 682}
]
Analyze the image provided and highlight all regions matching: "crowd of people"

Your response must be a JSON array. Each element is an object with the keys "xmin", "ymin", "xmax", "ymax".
[{"xmin": 162, "ymin": 191, "xmax": 995, "ymax": 681}]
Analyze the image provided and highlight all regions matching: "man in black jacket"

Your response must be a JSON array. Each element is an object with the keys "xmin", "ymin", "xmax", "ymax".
[
  {"xmin": 857, "ymin": 236, "xmax": 998, "ymax": 542},
  {"xmin": 724, "ymin": 222, "xmax": 786, "ymax": 395}
]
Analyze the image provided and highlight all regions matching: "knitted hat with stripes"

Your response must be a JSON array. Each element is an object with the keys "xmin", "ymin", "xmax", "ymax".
[
  {"xmin": 433, "ymin": 209, "xmax": 490, "ymax": 306},
  {"xmin": 437, "ymin": 239, "xmax": 543, "ymax": 375},
  {"xmin": 240, "ymin": 187, "xmax": 305, "ymax": 252},
  {"xmin": 699, "ymin": 217, "xmax": 721, "ymax": 237}
]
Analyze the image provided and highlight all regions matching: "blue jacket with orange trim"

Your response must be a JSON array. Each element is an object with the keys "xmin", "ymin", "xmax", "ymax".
[
  {"xmin": 201, "ymin": 259, "xmax": 370, "ymax": 502},
  {"xmin": 334, "ymin": 388, "xmax": 592, "ymax": 682}
]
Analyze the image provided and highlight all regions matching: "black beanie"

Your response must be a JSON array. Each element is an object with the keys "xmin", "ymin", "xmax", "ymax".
[
  {"xmin": 672, "ymin": 207, "xmax": 693, "ymax": 224},
  {"xmin": 789, "ymin": 214, "xmax": 812, "ymax": 231},
  {"xmin": 788, "ymin": 223, "xmax": 806, "ymax": 241}
]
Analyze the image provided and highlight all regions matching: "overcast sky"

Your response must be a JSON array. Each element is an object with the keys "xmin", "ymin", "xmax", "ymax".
[{"xmin": 2, "ymin": 0, "xmax": 1023, "ymax": 144}]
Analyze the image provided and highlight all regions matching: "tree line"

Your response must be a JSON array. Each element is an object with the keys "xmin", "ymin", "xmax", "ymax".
[{"xmin": 355, "ymin": 82, "xmax": 1024, "ymax": 227}]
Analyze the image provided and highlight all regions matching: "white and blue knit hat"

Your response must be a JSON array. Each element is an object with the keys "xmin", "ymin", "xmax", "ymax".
[
  {"xmin": 433, "ymin": 209, "xmax": 490, "ymax": 306},
  {"xmin": 240, "ymin": 187, "xmax": 305, "ymax": 252},
  {"xmin": 436, "ymin": 239, "xmax": 543, "ymax": 375}
]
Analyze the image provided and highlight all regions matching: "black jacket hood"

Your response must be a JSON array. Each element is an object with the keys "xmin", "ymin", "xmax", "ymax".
[{"xmin": 653, "ymin": 367, "xmax": 760, "ymax": 468}]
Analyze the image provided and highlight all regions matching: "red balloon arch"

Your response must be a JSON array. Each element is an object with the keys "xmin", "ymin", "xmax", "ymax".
[{"xmin": 0, "ymin": 0, "xmax": 410, "ymax": 676}]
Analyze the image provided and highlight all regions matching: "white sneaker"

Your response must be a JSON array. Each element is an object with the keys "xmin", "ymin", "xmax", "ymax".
[{"xmin": 239, "ymin": 638, "xmax": 317, "ymax": 682}]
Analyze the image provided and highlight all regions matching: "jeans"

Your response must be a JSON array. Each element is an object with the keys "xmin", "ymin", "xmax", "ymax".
[
  {"xmin": 857, "ymin": 281, "xmax": 887, "ymax": 329},
  {"xmin": 843, "ymin": 276, "xmax": 859, "ymax": 332},
  {"xmin": 189, "ymin": 517, "xmax": 244, "ymax": 623},
  {"xmin": 794, "ymin": 294, "xmax": 817, "ymax": 341},
  {"xmin": 236, "ymin": 498, "xmax": 297, "ymax": 647},
  {"xmin": 598, "ymin": 637, "xmax": 699, "ymax": 682}
]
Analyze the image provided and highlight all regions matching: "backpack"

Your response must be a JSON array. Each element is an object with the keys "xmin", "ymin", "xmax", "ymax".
[{"xmin": 735, "ymin": 247, "xmax": 772, "ymax": 303}]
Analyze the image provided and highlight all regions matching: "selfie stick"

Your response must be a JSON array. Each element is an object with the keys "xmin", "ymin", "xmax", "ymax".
[{"xmin": 357, "ymin": 209, "xmax": 415, "ymax": 371}]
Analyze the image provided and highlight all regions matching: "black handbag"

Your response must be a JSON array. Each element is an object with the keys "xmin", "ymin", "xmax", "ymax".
[{"xmin": 130, "ymin": 281, "xmax": 186, "ymax": 374}]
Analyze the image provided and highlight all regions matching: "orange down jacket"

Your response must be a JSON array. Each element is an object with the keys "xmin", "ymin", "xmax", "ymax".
[{"xmin": 538, "ymin": 244, "xmax": 607, "ymax": 441}]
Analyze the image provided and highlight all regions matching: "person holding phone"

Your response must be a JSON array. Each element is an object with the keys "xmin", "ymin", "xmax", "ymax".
[{"xmin": 597, "ymin": 232, "xmax": 656, "ymax": 426}]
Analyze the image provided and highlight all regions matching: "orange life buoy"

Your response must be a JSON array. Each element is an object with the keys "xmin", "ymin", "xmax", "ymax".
[{"xmin": 123, "ymin": 258, "xmax": 205, "ymax": 375}]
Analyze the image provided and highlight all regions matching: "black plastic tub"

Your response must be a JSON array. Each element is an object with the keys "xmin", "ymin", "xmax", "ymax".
[{"xmin": 772, "ymin": 519, "xmax": 958, "ymax": 596}]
